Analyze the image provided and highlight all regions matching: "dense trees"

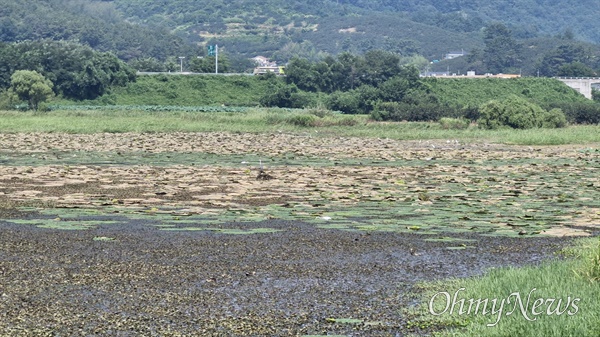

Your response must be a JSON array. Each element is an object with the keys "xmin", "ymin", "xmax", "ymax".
[
  {"xmin": 285, "ymin": 51, "xmax": 413, "ymax": 94},
  {"xmin": 0, "ymin": 0, "xmax": 192, "ymax": 62},
  {"xmin": 262, "ymin": 50, "xmax": 425, "ymax": 114},
  {"xmin": 538, "ymin": 44, "xmax": 598, "ymax": 77},
  {"xmin": 0, "ymin": 41, "xmax": 136, "ymax": 101},
  {"xmin": 262, "ymin": 52, "xmax": 594, "ymax": 128}
]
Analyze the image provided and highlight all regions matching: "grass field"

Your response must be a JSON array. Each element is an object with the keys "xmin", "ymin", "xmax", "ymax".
[{"xmin": 2, "ymin": 108, "xmax": 600, "ymax": 145}]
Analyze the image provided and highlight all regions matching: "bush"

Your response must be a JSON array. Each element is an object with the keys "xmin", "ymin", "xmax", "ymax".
[
  {"xmin": 259, "ymin": 83, "xmax": 314, "ymax": 109},
  {"xmin": 371, "ymin": 101, "xmax": 461, "ymax": 122},
  {"xmin": 287, "ymin": 114, "xmax": 317, "ymax": 127},
  {"xmin": 0, "ymin": 89, "xmax": 20, "ymax": 110},
  {"xmin": 541, "ymin": 108, "xmax": 568, "ymax": 128},
  {"xmin": 543, "ymin": 101, "xmax": 600, "ymax": 124},
  {"xmin": 478, "ymin": 95, "xmax": 548, "ymax": 129},
  {"xmin": 326, "ymin": 90, "xmax": 361, "ymax": 114},
  {"xmin": 439, "ymin": 117, "xmax": 470, "ymax": 129}
]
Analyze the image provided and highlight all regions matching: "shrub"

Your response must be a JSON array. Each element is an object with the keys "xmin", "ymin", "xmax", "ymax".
[
  {"xmin": 0, "ymin": 89, "xmax": 19, "ymax": 110},
  {"xmin": 326, "ymin": 90, "xmax": 361, "ymax": 114},
  {"xmin": 439, "ymin": 117, "xmax": 470, "ymax": 130},
  {"xmin": 371, "ymin": 101, "xmax": 461, "ymax": 122},
  {"xmin": 478, "ymin": 95, "xmax": 547, "ymax": 129},
  {"xmin": 541, "ymin": 108, "xmax": 568, "ymax": 128},
  {"xmin": 287, "ymin": 114, "xmax": 317, "ymax": 127},
  {"xmin": 259, "ymin": 83, "xmax": 313, "ymax": 109},
  {"xmin": 461, "ymin": 105, "xmax": 481, "ymax": 121},
  {"xmin": 543, "ymin": 101, "xmax": 600, "ymax": 124}
]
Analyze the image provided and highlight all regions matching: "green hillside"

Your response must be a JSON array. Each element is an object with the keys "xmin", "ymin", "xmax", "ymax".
[
  {"xmin": 425, "ymin": 77, "xmax": 589, "ymax": 107},
  {"xmin": 0, "ymin": 0, "xmax": 193, "ymax": 60},
  {"xmin": 2, "ymin": 0, "xmax": 600, "ymax": 77},
  {"xmin": 87, "ymin": 74, "xmax": 589, "ymax": 109},
  {"xmin": 111, "ymin": 0, "xmax": 600, "ymax": 59},
  {"xmin": 101, "ymin": 74, "xmax": 270, "ymax": 107}
]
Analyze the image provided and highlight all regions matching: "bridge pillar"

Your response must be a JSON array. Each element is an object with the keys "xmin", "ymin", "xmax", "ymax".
[{"xmin": 555, "ymin": 77, "xmax": 600, "ymax": 99}]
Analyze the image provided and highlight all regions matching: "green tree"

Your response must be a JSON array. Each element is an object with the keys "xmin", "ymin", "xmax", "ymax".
[
  {"xmin": 284, "ymin": 57, "xmax": 320, "ymax": 92},
  {"xmin": 357, "ymin": 50, "xmax": 402, "ymax": 87},
  {"xmin": 557, "ymin": 62, "xmax": 597, "ymax": 77},
  {"xmin": 478, "ymin": 95, "xmax": 565, "ymax": 129},
  {"xmin": 129, "ymin": 57, "xmax": 167, "ymax": 72},
  {"xmin": 593, "ymin": 89, "xmax": 600, "ymax": 103},
  {"xmin": 9, "ymin": 70, "xmax": 54, "ymax": 110},
  {"xmin": 0, "ymin": 40, "xmax": 135, "ymax": 100},
  {"xmin": 259, "ymin": 82, "xmax": 312, "ymax": 108},
  {"xmin": 539, "ymin": 44, "xmax": 592, "ymax": 77},
  {"xmin": 483, "ymin": 23, "xmax": 522, "ymax": 74},
  {"xmin": 190, "ymin": 54, "xmax": 230, "ymax": 73}
]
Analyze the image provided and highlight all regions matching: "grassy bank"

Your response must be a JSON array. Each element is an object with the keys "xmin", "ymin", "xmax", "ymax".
[
  {"xmin": 53, "ymin": 75, "xmax": 592, "ymax": 111},
  {"xmin": 425, "ymin": 77, "xmax": 590, "ymax": 107},
  {"xmin": 407, "ymin": 237, "xmax": 600, "ymax": 336},
  {"xmin": 1, "ymin": 109, "xmax": 600, "ymax": 145},
  {"xmin": 91, "ymin": 74, "xmax": 270, "ymax": 107}
]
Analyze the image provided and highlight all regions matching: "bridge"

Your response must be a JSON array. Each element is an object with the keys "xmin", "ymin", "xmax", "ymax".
[{"xmin": 555, "ymin": 77, "xmax": 600, "ymax": 99}]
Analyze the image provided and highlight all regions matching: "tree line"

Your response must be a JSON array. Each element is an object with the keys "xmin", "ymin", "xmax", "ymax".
[
  {"xmin": 260, "ymin": 49, "xmax": 600, "ymax": 128},
  {"xmin": 0, "ymin": 40, "xmax": 136, "ymax": 103}
]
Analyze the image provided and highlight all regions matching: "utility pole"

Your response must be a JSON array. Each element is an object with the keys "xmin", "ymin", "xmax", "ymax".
[
  {"xmin": 179, "ymin": 56, "xmax": 185, "ymax": 73},
  {"xmin": 215, "ymin": 44, "xmax": 219, "ymax": 74}
]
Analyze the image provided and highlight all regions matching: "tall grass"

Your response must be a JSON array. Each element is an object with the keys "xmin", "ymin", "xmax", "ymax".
[
  {"xmin": 407, "ymin": 237, "xmax": 600, "ymax": 337},
  {"xmin": 0, "ymin": 109, "xmax": 599, "ymax": 145}
]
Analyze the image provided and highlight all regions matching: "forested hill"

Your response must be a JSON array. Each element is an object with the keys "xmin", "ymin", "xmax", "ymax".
[
  {"xmin": 1, "ymin": 0, "xmax": 600, "ymax": 72},
  {"xmin": 112, "ymin": 0, "xmax": 600, "ymax": 45},
  {"xmin": 111, "ymin": 0, "xmax": 600, "ymax": 63},
  {"xmin": 0, "ymin": 0, "xmax": 194, "ymax": 60}
]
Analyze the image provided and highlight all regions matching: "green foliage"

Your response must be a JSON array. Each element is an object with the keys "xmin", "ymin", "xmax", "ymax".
[
  {"xmin": 9, "ymin": 70, "xmax": 54, "ymax": 111},
  {"xmin": 325, "ymin": 91, "xmax": 361, "ymax": 114},
  {"xmin": 259, "ymin": 82, "xmax": 314, "ymax": 109},
  {"xmin": 0, "ymin": 0, "xmax": 191, "ymax": 61},
  {"xmin": 284, "ymin": 52, "xmax": 420, "ymax": 95},
  {"xmin": 107, "ymin": 0, "xmax": 600, "ymax": 64},
  {"xmin": 538, "ymin": 43, "xmax": 595, "ymax": 77},
  {"xmin": 439, "ymin": 117, "xmax": 471, "ymax": 130},
  {"xmin": 104, "ymin": 75, "xmax": 269, "ymax": 106},
  {"xmin": 189, "ymin": 54, "xmax": 231, "ymax": 73},
  {"xmin": 586, "ymin": 238, "xmax": 600, "ymax": 282},
  {"xmin": 478, "ymin": 95, "xmax": 566, "ymax": 129},
  {"xmin": 2, "ymin": 0, "xmax": 600, "ymax": 79},
  {"xmin": 593, "ymin": 89, "xmax": 600, "ymax": 102},
  {"xmin": 285, "ymin": 114, "xmax": 317, "ymax": 127},
  {"xmin": 412, "ymin": 238, "xmax": 600, "ymax": 337},
  {"xmin": 543, "ymin": 101, "xmax": 600, "ymax": 124},
  {"xmin": 128, "ymin": 57, "xmax": 167, "ymax": 72},
  {"xmin": 541, "ymin": 108, "xmax": 568, "ymax": 128},
  {"xmin": 557, "ymin": 62, "xmax": 597, "ymax": 77},
  {"xmin": 49, "ymin": 105, "xmax": 248, "ymax": 113},
  {"xmin": 371, "ymin": 101, "xmax": 460, "ymax": 122},
  {"xmin": 424, "ymin": 77, "xmax": 589, "ymax": 107},
  {"xmin": 482, "ymin": 23, "xmax": 522, "ymax": 73},
  {"xmin": 0, "ymin": 89, "xmax": 19, "ymax": 110},
  {"xmin": 0, "ymin": 40, "xmax": 136, "ymax": 100}
]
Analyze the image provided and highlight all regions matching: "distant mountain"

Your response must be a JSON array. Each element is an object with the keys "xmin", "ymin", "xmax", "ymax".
[
  {"xmin": 0, "ymin": 0, "xmax": 193, "ymax": 60},
  {"xmin": 2, "ymin": 0, "xmax": 600, "ymax": 74},
  {"xmin": 111, "ymin": 0, "xmax": 600, "ymax": 57}
]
